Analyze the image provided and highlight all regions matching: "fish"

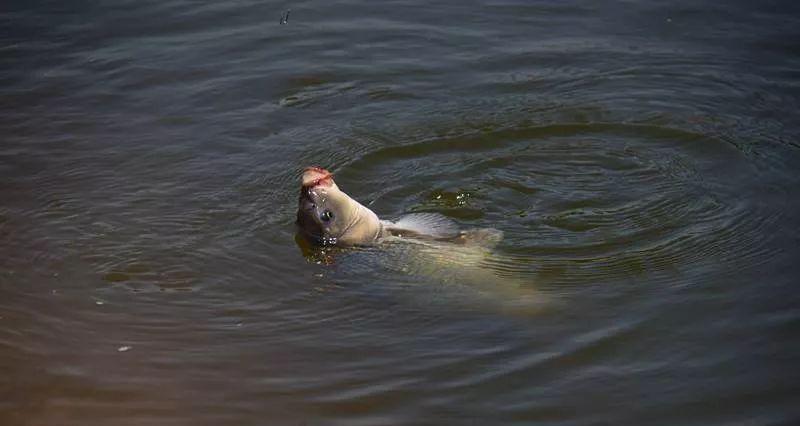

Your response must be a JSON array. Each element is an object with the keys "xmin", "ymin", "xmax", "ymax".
[
  {"xmin": 295, "ymin": 166, "xmax": 547, "ymax": 314},
  {"xmin": 296, "ymin": 166, "xmax": 502, "ymax": 247}
]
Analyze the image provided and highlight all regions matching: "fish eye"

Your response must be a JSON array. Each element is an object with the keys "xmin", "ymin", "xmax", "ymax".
[{"xmin": 320, "ymin": 210, "xmax": 334, "ymax": 222}]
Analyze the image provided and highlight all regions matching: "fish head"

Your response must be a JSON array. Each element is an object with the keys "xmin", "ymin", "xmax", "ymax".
[{"xmin": 296, "ymin": 167, "xmax": 381, "ymax": 245}]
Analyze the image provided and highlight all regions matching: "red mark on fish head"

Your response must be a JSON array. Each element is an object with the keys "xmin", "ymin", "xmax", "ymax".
[{"xmin": 302, "ymin": 166, "xmax": 334, "ymax": 188}]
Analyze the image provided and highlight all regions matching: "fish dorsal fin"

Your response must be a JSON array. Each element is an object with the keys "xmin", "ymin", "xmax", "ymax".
[{"xmin": 386, "ymin": 213, "xmax": 460, "ymax": 239}]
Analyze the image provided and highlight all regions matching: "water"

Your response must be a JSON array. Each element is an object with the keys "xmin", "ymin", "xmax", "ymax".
[{"xmin": 2, "ymin": 1, "xmax": 800, "ymax": 424}]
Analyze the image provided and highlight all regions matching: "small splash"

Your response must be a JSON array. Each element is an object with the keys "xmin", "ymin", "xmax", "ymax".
[
  {"xmin": 413, "ymin": 189, "xmax": 485, "ymax": 220},
  {"xmin": 427, "ymin": 189, "xmax": 473, "ymax": 207}
]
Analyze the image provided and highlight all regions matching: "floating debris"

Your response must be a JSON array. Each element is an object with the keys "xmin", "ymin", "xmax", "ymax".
[
  {"xmin": 117, "ymin": 345, "xmax": 132, "ymax": 352},
  {"xmin": 280, "ymin": 9, "xmax": 291, "ymax": 25}
]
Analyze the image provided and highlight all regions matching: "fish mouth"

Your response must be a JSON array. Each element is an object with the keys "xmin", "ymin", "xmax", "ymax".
[
  {"xmin": 296, "ymin": 190, "xmax": 323, "ymax": 239},
  {"xmin": 297, "ymin": 166, "xmax": 334, "ymax": 244},
  {"xmin": 302, "ymin": 166, "xmax": 333, "ymax": 188},
  {"xmin": 298, "ymin": 169, "xmax": 326, "ymax": 217}
]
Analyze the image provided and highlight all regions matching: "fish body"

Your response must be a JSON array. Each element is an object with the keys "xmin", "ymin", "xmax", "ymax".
[{"xmin": 295, "ymin": 167, "xmax": 546, "ymax": 314}]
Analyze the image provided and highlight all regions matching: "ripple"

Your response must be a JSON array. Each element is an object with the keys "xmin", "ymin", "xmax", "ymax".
[{"xmin": 341, "ymin": 121, "xmax": 783, "ymax": 288}]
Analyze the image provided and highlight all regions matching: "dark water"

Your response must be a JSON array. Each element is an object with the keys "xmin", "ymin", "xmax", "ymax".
[{"xmin": 3, "ymin": 1, "xmax": 800, "ymax": 424}]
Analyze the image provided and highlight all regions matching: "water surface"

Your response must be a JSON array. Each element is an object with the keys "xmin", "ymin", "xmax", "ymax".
[{"xmin": 2, "ymin": 1, "xmax": 800, "ymax": 425}]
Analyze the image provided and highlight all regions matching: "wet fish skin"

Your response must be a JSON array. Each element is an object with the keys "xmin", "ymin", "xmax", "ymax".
[{"xmin": 296, "ymin": 166, "xmax": 502, "ymax": 248}]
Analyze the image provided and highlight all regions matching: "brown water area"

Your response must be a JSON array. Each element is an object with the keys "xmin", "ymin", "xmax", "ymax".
[{"xmin": 2, "ymin": 1, "xmax": 800, "ymax": 425}]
